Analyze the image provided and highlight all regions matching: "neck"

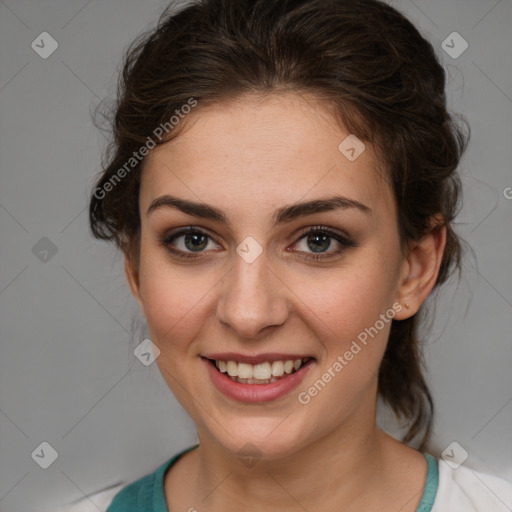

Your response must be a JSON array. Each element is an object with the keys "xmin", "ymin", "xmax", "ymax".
[{"xmin": 191, "ymin": 400, "xmax": 391, "ymax": 511}]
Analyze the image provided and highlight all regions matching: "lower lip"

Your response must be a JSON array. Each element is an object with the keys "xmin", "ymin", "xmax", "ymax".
[{"xmin": 202, "ymin": 358, "xmax": 314, "ymax": 403}]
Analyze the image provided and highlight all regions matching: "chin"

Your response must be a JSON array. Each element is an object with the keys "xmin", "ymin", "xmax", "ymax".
[{"xmin": 205, "ymin": 415, "xmax": 311, "ymax": 462}]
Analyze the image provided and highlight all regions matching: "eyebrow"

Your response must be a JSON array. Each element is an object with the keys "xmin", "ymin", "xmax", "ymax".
[{"xmin": 147, "ymin": 194, "xmax": 371, "ymax": 227}]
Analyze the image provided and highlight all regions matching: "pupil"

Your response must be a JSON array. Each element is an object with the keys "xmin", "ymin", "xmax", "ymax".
[
  {"xmin": 308, "ymin": 234, "xmax": 330, "ymax": 253},
  {"xmin": 185, "ymin": 233, "xmax": 207, "ymax": 251}
]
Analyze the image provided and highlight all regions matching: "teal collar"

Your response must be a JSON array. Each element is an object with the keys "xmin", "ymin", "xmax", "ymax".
[{"xmin": 415, "ymin": 453, "xmax": 439, "ymax": 511}]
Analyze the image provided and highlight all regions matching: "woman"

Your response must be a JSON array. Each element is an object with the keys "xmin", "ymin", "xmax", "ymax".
[{"xmin": 69, "ymin": 0, "xmax": 511, "ymax": 510}]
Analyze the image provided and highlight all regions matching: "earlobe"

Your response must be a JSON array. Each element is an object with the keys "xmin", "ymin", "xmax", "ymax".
[
  {"xmin": 394, "ymin": 221, "xmax": 447, "ymax": 320},
  {"xmin": 123, "ymin": 254, "xmax": 145, "ymax": 314}
]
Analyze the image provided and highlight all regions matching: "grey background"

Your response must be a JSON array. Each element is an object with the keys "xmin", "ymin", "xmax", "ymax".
[{"xmin": 0, "ymin": 0, "xmax": 511, "ymax": 510}]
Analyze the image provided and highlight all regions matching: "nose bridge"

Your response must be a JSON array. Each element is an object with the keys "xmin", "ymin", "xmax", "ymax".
[{"xmin": 216, "ymin": 241, "xmax": 288, "ymax": 338}]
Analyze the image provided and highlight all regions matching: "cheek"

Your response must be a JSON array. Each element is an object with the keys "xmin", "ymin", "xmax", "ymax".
[
  {"xmin": 288, "ymin": 252, "xmax": 399, "ymax": 400},
  {"xmin": 293, "ymin": 255, "xmax": 398, "ymax": 335},
  {"xmin": 138, "ymin": 262, "xmax": 212, "ymax": 393},
  {"xmin": 137, "ymin": 242, "xmax": 221, "ymax": 348},
  {"xmin": 141, "ymin": 272, "xmax": 206, "ymax": 344},
  {"xmin": 292, "ymin": 270, "xmax": 394, "ymax": 421},
  {"xmin": 134, "ymin": 234, "xmax": 225, "ymax": 405}
]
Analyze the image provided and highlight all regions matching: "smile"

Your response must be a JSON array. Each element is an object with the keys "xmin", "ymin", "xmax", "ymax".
[
  {"xmin": 211, "ymin": 358, "xmax": 310, "ymax": 384},
  {"xmin": 202, "ymin": 355, "xmax": 315, "ymax": 403}
]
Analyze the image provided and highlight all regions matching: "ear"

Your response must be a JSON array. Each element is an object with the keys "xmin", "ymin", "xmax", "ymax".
[
  {"xmin": 393, "ymin": 218, "xmax": 447, "ymax": 320},
  {"xmin": 124, "ymin": 253, "xmax": 145, "ymax": 315}
]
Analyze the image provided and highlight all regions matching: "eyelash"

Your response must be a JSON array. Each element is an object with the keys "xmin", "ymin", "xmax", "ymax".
[{"xmin": 160, "ymin": 225, "xmax": 356, "ymax": 262}]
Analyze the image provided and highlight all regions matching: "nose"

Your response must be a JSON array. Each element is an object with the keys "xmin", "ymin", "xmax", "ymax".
[{"xmin": 216, "ymin": 246, "xmax": 289, "ymax": 339}]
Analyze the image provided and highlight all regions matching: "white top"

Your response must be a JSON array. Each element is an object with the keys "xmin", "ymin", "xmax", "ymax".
[
  {"xmin": 44, "ymin": 459, "xmax": 512, "ymax": 512},
  {"xmin": 432, "ymin": 460, "xmax": 512, "ymax": 511}
]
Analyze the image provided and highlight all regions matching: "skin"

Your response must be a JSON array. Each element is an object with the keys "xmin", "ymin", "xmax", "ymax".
[{"xmin": 124, "ymin": 92, "xmax": 446, "ymax": 512}]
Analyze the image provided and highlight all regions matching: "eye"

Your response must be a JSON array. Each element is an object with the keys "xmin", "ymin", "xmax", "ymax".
[
  {"xmin": 290, "ymin": 226, "xmax": 355, "ymax": 261},
  {"xmin": 160, "ymin": 227, "xmax": 220, "ymax": 260},
  {"xmin": 160, "ymin": 225, "xmax": 355, "ymax": 261}
]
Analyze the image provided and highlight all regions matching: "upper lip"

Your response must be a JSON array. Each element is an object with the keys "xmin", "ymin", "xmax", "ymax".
[{"xmin": 203, "ymin": 352, "xmax": 314, "ymax": 365}]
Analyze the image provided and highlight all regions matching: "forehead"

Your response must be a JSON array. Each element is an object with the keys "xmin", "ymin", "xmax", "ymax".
[{"xmin": 140, "ymin": 93, "xmax": 394, "ymax": 223}]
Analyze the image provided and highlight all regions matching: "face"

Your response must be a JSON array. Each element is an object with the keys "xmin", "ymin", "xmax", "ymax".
[{"xmin": 125, "ymin": 93, "xmax": 415, "ymax": 460}]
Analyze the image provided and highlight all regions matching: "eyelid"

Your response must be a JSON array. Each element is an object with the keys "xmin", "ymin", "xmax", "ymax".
[
  {"xmin": 160, "ymin": 226, "xmax": 222, "ymax": 258},
  {"xmin": 293, "ymin": 224, "xmax": 352, "ymax": 243},
  {"xmin": 289, "ymin": 225, "xmax": 355, "ymax": 261},
  {"xmin": 160, "ymin": 224, "xmax": 355, "ymax": 261}
]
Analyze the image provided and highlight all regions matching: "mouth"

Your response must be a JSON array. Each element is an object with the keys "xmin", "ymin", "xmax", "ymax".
[
  {"xmin": 201, "ymin": 352, "xmax": 316, "ymax": 402},
  {"xmin": 203, "ymin": 357, "xmax": 313, "ymax": 385},
  {"xmin": 205, "ymin": 357, "xmax": 313, "ymax": 385}
]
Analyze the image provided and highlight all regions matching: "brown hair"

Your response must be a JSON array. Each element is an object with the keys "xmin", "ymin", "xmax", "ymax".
[{"xmin": 89, "ymin": 0, "xmax": 469, "ymax": 452}]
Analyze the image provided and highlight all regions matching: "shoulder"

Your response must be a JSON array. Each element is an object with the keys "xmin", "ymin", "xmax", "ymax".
[
  {"xmin": 105, "ymin": 471, "xmax": 157, "ymax": 511},
  {"xmin": 432, "ymin": 459, "xmax": 512, "ymax": 512},
  {"xmin": 42, "ymin": 471, "xmax": 156, "ymax": 512},
  {"xmin": 40, "ymin": 482, "xmax": 126, "ymax": 512},
  {"xmin": 42, "ymin": 446, "xmax": 198, "ymax": 512}
]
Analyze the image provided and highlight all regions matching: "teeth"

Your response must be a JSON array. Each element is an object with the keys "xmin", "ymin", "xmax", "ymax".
[
  {"xmin": 227, "ymin": 361, "xmax": 238, "ymax": 377},
  {"xmin": 214, "ymin": 358, "xmax": 308, "ymax": 382},
  {"xmin": 253, "ymin": 362, "xmax": 271, "ymax": 380},
  {"xmin": 271, "ymin": 360, "xmax": 284, "ymax": 377},
  {"xmin": 237, "ymin": 363, "xmax": 253, "ymax": 379}
]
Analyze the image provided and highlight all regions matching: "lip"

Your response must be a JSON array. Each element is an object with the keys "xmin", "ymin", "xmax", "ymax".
[
  {"xmin": 202, "ymin": 356, "xmax": 314, "ymax": 403},
  {"xmin": 203, "ymin": 352, "xmax": 313, "ymax": 365}
]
